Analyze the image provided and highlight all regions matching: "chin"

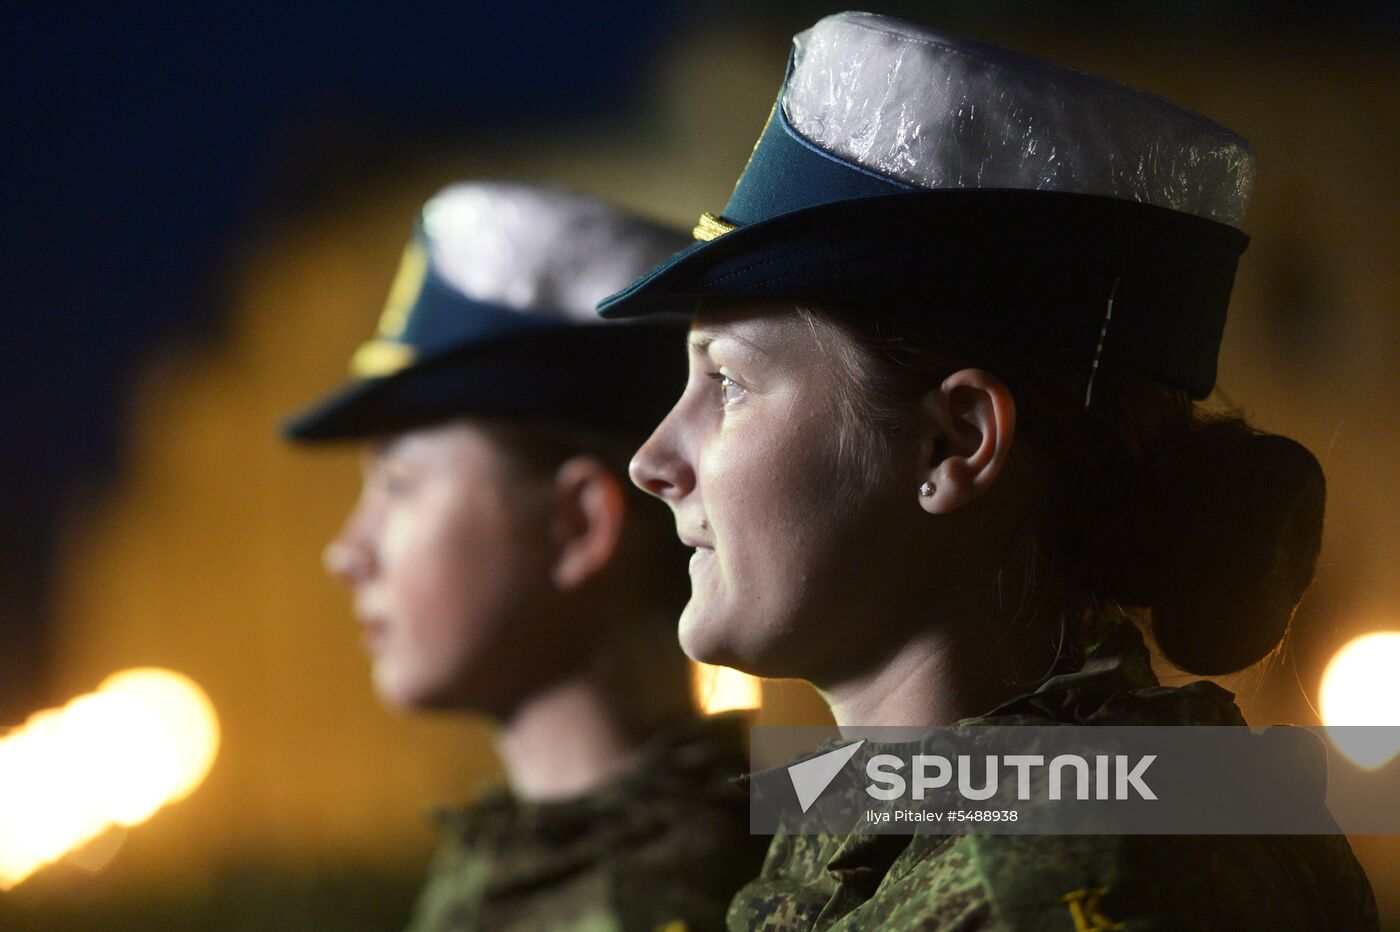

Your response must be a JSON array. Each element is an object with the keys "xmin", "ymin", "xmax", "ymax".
[
  {"xmin": 371, "ymin": 662, "xmax": 450, "ymax": 712},
  {"xmin": 376, "ymin": 658, "xmax": 528, "ymax": 719},
  {"xmin": 371, "ymin": 665, "xmax": 417, "ymax": 710},
  {"xmin": 677, "ymin": 598, "xmax": 797, "ymax": 678},
  {"xmin": 677, "ymin": 600, "xmax": 740, "ymax": 666}
]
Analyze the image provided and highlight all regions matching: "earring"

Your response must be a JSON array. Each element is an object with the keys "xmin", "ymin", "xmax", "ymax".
[{"xmin": 919, "ymin": 481, "xmax": 935, "ymax": 498}]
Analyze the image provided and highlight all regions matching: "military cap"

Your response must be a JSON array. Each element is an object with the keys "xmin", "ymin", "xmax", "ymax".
[
  {"xmin": 600, "ymin": 12, "xmax": 1257, "ymax": 399},
  {"xmin": 285, "ymin": 182, "xmax": 689, "ymax": 441}
]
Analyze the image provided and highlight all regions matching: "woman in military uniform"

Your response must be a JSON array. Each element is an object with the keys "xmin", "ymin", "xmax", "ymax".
[
  {"xmin": 614, "ymin": 13, "xmax": 1378, "ymax": 930},
  {"xmin": 285, "ymin": 182, "xmax": 767, "ymax": 931}
]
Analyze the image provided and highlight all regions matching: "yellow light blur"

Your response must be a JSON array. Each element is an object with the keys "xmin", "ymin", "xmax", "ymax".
[
  {"xmin": 0, "ymin": 713, "xmax": 107, "ymax": 890},
  {"xmin": 98, "ymin": 669, "xmax": 220, "ymax": 804},
  {"xmin": 692, "ymin": 663, "xmax": 762, "ymax": 715},
  {"xmin": 1321, "ymin": 631, "xmax": 1400, "ymax": 770},
  {"xmin": 0, "ymin": 668, "xmax": 219, "ymax": 890}
]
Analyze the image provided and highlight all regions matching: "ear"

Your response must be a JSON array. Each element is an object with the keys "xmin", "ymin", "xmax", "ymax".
[
  {"xmin": 915, "ymin": 368, "xmax": 1016, "ymax": 515},
  {"xmin": 549, "ymin": 455, "xmax": 627, "ymax": 591}
]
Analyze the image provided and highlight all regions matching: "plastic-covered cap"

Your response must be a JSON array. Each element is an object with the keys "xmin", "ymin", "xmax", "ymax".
[
  {"xmin": 784, "ymin": 12, "xmax": 1254, "ymax": 226},
  {"xmin": 420, "ymin": 182, "xmax": 688, "ymax": 322},
  {"xmin": 597, "ymin": 14, "xmax": 1255, "ymax": 400},
  {"xmin": 282, "ymin": 182, "xmax": 688, "ymax": 442}
]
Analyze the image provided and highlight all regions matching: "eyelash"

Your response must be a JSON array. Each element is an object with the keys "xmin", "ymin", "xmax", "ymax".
[{"xmin": 706, "ymin": 371, "xmax": 743, "ymax": 405}]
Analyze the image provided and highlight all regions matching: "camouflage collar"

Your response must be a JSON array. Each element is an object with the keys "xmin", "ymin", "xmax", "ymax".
[
  {"xmin": 731, "ymin": 619, "xmax": 1255, "ymax": 928},
  {"xmin": 431, "ymin": 712, "xmax": 750, "ymax": 896},
  {"xmin": 973, "ymin": 619, "xmax": 1245, "ymax": 727},
  {"xmin": 741, "ymin": 618, "xmax": 1245, "ymax": 801}
]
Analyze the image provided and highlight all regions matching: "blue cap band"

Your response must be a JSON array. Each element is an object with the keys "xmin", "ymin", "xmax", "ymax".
[{"xmin": 722, "ymin": 93, "xmax": 915, "ymax": 228}]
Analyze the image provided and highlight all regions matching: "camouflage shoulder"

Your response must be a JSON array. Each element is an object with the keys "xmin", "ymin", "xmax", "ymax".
[
  {"xmin": 725, "ymin": 832, "xmax": 842, "ymax": 931},
  {"xmin": 605, "ymin": 792, "xmax": 769, "ymax": 931},
  {"xmin": 402, "ymin": 833, "xmax": 492, "ymax": 932}
]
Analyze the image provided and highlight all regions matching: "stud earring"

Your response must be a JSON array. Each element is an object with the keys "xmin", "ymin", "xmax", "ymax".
[{"xmin": 919, "ymin": 481, "xmax": 935, "ymax": 498}]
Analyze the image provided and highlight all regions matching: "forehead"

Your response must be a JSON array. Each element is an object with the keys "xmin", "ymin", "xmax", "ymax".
[
  {"xmin": 365, "ymin": 420, "xmax": 505, "ymax": 466},
  {"xmin": 689, "ymin": 304, "xmax": 825, "ymax": 359},
  {"xmin": 689, "ymin": 304, "xmax": 866, "ymax": 390}
]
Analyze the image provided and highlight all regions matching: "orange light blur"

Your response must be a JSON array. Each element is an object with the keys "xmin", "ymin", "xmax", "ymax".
[
  {"xmin": 0, "ymin": 669, "xmax": 219, "ymax": 889},
  {"xmin": 1321, "ymin": 631, "xmax": 1400, "ymax": 770},
  {"xmin": 692, "ymin": 662, "xmax": 762, "ymax": 715}
]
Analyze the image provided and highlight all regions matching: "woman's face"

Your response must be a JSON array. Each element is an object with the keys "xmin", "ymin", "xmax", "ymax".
[
  {"xmin": 630, "ymin": 306, "xmax": 922, "ymax": 680},
  {"xmin": 326, "ymin": 421, "xmax": 554, "ymax": 712}
]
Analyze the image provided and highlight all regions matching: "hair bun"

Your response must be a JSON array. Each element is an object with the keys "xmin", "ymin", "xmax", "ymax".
[{"xmin": 1110, "ymin": 418, "xmax": 1325, "ymax": 675}]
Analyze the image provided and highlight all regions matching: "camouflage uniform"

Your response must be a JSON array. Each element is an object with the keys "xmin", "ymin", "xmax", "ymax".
[
  {"xmin": 406, "ymin": 713, "xmax": 768, "ymax": 932},
  {"xmin": 728, "ymin": 624, "xmax": 1379, "ymax": 931}
]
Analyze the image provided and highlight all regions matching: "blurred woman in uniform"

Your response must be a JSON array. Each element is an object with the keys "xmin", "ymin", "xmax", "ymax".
[{"xmin": 285, "ymin": 182, "xmax": 766, "ymax": 931}]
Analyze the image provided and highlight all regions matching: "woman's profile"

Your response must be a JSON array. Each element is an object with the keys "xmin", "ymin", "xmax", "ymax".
[{"xmin": 611, "ymin": 12, "xmax": 1379, "ymax": 930}]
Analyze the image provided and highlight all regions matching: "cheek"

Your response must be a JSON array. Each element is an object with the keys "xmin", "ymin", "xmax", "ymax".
[
  {"xmin": 681, "ymin": 412, "xmax": 866, "ymax": 674},
  {"xmin": 702, "ymin": 409, "xmax": 849, "ymax": 590},
  {"xmin": 380, "ymin": 508, "xmax": 464, "ymax": 604},
  {"xmin": 379, "ymin": 493, "xmax": 521, "ymax": 640},
  {"xmin": 373, "ymin": 491, "xmax": 548, "ymax": 703}
]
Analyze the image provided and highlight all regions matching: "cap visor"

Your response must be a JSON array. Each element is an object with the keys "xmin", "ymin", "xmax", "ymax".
[
  {"xmin": 596, "ymin": 191, "xmax": 1246, "ymax": 399},
  {"xmin": 282, "ymin": 324, "xmax": 689, "ymax": 442}
]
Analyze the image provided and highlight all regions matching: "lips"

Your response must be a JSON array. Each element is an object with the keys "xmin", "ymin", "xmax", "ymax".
[
  {"xmin": 687, "ymin": 548, "xmax": 714, "ymax": 576},
  {"xmin": 677, "ymin": 524, "xmax": 714, "ymax": 551},
  {"xmin": 682, "ymin": 538, "xmax": 715, "ymax": 576},
  {"xmin": 358, "ymin": 617, "xmax": 389, "ymax": 654}
]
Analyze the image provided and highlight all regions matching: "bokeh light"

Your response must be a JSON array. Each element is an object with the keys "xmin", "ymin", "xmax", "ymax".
[
  {"xmin": 1321, "ymin": 631, "xmax": 1400, "ymax": 769},
  {"xmin": 98, "ymin": 668, "xmax": 220, "ymax": 804},
  {"xmin": 693, "ymin": 663, "xmax": 762, "ymax": 715},
  {"xmin": 0, "ymin": 669, "xmax": 219, "ymax": 890}
]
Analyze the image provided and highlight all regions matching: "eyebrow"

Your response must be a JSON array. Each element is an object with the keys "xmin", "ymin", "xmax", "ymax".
[
  {"xmin": 364, "ymin": 433, "xmax": 411, "ymax": 466},
  {"xmin": 688, "ymin": 330, "xmax": 768, "ymax": 360}
]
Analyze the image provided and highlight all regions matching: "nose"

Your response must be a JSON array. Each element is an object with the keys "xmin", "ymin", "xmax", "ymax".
[
  {"xmin": 324, "ymin": 506, "xmax": 377, "ymax": 584},
  {"xmin": 629, "ymin": 409, "xmax": 695, "ymax": 502}
]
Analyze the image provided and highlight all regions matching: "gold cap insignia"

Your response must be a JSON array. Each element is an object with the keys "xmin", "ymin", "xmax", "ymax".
[{"xmin": 692, "ymin": 212, "xmax": 736, "ymax": 242}]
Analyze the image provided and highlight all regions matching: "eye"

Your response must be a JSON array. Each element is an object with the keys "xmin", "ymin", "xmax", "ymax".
[
  {"xmin": 706, "ymin": 371, "xmax": 746, "ymax": 406},
  {"xmin": 378, "ymin": 465, "xmax": 418, "ymax": 498}
]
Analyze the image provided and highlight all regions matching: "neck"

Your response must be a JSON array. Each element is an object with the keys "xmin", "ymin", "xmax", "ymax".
[
  {"xmin": 819, "ymin": 624, "xmax": 1054, "ymax": 729},
  {"xmin": 493, "ymin": 640, "xmax": 695, "ymax": 802}
]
